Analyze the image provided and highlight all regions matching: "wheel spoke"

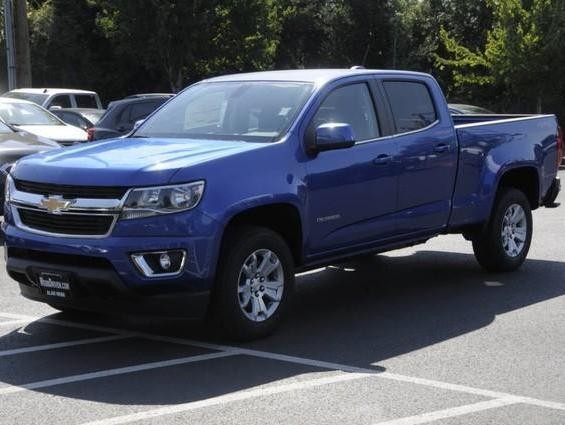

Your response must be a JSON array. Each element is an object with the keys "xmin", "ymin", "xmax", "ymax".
[
  {"xmin": 248, "ymin": 254, "xmax": 259, "ymax": 274},
  {"xmin": 257, "ymin": 296, "xmax": 268, "ymax": 316},
  {"xmin": 513, "ymin": 207, "xmax": 525, "ymax": 224},
  {"xmin": 264, "ymin": 287, "xmax": 281, "ymax": 302},
  {"xmin": 239, "ymin": 291, "xmax": 251, "ymax": 308},
  {"xmin": 509, "ymin": 238, "xmax": 519, "ymax": 255},
  {"xmin": 263, "ymin": 280, "xmax": 283, "ymax": 290},
  {"xmin": 261, "ymin": 257, "xmax": 280, "ymax": 278},
  {"xmin": 251, "ymin": 297, "xmax": 260, "ymax": 319},
  {"xmin": 257, "ymin": 251, "xmax": 272, "ymax": 275},
  {"xmin": 514, "ymin": 228, "xmax": 527, "ymax": 242}
]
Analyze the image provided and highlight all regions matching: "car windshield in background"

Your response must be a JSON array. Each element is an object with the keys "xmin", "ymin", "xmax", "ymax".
[
  {"xmin": 82, "ymin": 110, "xmax": 105, "ymax": 124},
  {"xmin": 3, "ymin": 92, "xmax": 49, "ymax": 105},
  {"xmin": 0, "ymin": 120, "xmax": 13, "ymax": 133},
  {"xmin": 135, "ymin": 82, "xmax": 314, "ymax": 142},
  {"xmin": 0, "ymin": 102, "xmax": 64, "ymax": 126}
]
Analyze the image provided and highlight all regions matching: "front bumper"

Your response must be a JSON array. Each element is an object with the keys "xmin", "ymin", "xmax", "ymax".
[{"xmin": 3, "ymin": 211, "xmax": 221, "ymax": 318}]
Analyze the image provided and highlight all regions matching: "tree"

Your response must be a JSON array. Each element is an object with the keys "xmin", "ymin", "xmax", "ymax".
[{"xmin": 436, "ymin": 0, "xmax": 565, "ymax": 114}]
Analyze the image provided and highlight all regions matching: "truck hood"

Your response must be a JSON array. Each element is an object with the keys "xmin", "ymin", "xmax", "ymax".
[{"xmin": 12, "ymin": 137, "xmax": 266, "ymax": 186}]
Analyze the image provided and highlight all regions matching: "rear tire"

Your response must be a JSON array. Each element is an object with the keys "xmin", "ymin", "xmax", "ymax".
[
  {"xmin": 472, "ymin": 188, "xmax": 532, "ymax": 272},
  {"xmin": 210, "ymin": 226, "xmax": 294, "ymax": 341}
]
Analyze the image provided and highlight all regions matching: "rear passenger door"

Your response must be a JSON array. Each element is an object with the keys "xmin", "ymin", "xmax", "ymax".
[
  {"xmin": 304, "ymin": 80, "xmax": 399, "ymax": 255},
  {"xmin": 380, "ymin": 79, "xmax": 457, "ymax": 234}
]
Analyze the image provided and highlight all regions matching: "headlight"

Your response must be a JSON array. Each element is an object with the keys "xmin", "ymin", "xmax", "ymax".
[
  {"xmin": 121, "ymin": 181, "xmax": 205, "ymax": 220},
  {"xmin": 4, "ymin": 174, "xmax": 13, "ymax": 203}
]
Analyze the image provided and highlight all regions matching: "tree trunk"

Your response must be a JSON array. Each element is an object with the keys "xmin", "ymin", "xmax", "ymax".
[{"xmin": 14, "ymin": 0, "xmax": 32, "ymax": 87}]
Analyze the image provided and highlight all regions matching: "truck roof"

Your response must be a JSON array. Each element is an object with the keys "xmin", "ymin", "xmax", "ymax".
[{"xmin": 204, "ymin": 68, "xmax": 431, "ymax": 85}]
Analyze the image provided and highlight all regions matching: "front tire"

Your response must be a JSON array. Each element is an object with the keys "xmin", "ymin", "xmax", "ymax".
[
  {"xmin": 472, "ymin": 188, "xmax": 533, "ymax": 272},
  {"xmin": 210, "ymin": 226, "xmax": 294, "ymax": 340}
]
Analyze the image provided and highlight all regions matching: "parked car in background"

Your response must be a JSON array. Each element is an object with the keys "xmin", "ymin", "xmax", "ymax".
[
  {"xmin": 51, "ymin": 108, "xmax": 105, "ymax": 131},
  {"xmin": 448, "ymin": 103, "xmax": 495, "ymax": 115},
  {"xmin": 87, "ymin": 95, "xmax": 171, "ymax": 141},
  {"xmin": 0, "ymin": 98, "xmax": 88, "ymax": 146},
  {"xmin": 2, "ymin": 88, "xmax": 103, "ymax": 110},
  {"xmin": 0, "ymin": 119, "xmax": 59, "ymax": 207},
  {"xmin": 106, "ymin": 93, "xmax": 174, "ymax": 110}
]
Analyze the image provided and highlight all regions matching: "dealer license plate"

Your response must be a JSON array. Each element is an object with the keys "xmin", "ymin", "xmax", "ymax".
[{"xmin": 38, "ymin": 272, "xmax": 72, "ymax": 298}]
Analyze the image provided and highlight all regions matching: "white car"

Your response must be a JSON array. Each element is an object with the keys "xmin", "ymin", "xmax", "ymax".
[
  {"xmin": 0, "ymin": 98, "xmax": 88, "ymax": 146},
  {"xmin": 2, "ymin": 88, "xmax": 103, "ymax": 110}
]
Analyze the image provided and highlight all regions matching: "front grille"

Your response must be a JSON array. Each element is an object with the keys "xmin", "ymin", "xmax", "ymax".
[
  {"xmin": 18, "ymin": 209, "xmax": 114, "ymax": 236},
  {"xmin": 14, "ymin": 179, "xmax": 128, "ymax": 199}
]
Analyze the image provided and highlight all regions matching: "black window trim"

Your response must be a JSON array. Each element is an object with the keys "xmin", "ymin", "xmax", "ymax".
[
  {"xmin": 306, "ymin": 80, "xmax": 382, "ymax": 147},
  {"xmin": 378, "ymin": 78, "xmax": 441, "ymax": 137}
]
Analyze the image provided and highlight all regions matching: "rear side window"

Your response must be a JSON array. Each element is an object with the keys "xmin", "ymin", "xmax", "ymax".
[
  {"xmin": 129, "ymin": 101, "xmax": 161, "ymax": 122},
  {"xmin": 310, "ymin": 83, "xmax": 379, "ymax": 141},
  {"xmin": 383, "ymin": 81, "xmax": 437, "ymax": 134},
  {"xmin": 49, "ymin": 95, "xmax": 72, "ymax": 108},
  {"xmin": 75, "ymin": 94, "xmax": 98, "ymax": 108}
]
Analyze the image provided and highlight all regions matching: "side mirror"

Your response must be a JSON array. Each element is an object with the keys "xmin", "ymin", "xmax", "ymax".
[
  {"xmin": 49, "ymin": 105, "xmax": 62, "ymax": 111},
  {"xmin": 314, "ymin": 123, "xmax": 355, "ymax": 152},
  {"xmin": 133, "ymin": 119, "xmax": 145, "ymax": 130}
]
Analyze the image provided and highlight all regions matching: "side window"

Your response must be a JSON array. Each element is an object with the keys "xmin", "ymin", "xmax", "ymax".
[
  {"xmin": 310, "ymin": 83, "xmax": 379, "ymax": 141},
  {"xmin": 75, "ymin": 94, "xmax": 98, "ymax": 108},
  {"xmin": 49, "ymin": 95, "xmax": 72, "ymax": 108},
  {"xmin": 383, "ymin": 81, "xmax": 437, "ymax": 133},
  {"xmin": 129, "ymin": 101, "xmax": 160, "ymax": 123}
]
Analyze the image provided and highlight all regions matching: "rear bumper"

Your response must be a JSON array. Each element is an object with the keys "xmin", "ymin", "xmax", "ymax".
[{"xmin": 542, "ymin": 176, "xmax": 561, "ymax": 206}]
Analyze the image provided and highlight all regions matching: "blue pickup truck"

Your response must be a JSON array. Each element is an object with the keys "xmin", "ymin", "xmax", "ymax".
[{"xmin": 3, "ymin": 69, "xmax": 562, "ymax": 339}]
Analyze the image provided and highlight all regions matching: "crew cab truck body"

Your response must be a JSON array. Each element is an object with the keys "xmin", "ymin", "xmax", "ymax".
[{"xmin": 3, "ymin": 69, "xmax": 562, "ymax": 339}]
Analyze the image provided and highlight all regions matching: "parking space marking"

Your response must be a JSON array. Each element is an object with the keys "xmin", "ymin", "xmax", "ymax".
[
  {"xmin": 372, "ymin": 397, "xmax": 521, "ymax": 425},
  {"xmin": 0, "ymin": 319, "xmax": 32, "ymax": 327},
  {"xmin": 0, "ymin": 351, "xmax": 235, "ymax": 396},
  {"xmin": 81, "ymin": 372, "xmax": 373, "ymax": 425},
  {"xmin": 2, "ymin": 311, "xmax": 565, "ymax": 414},
  {"xmin": 0, "ymin": 335, "xmax": 129, "ymax": 357}
]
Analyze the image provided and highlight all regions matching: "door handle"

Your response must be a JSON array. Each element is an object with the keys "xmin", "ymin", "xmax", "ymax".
[
  {"xmin": 372, "ymin": 154, "xmax": 392, "ymax": 165},
  {"xmin": 433, "ymin": 143, "xmax": 450, "ymax": 154}
]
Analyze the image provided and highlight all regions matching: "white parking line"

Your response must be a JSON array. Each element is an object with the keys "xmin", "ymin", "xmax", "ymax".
[
  {"xmin": 81, "ymin": 372, "xmax": 373, "ymax": 425},
  {"xmin": 0, "ymin": 335, "xmax": 129, "ymax": 357},
  {"xmin": 372, "ymin": 397, "xmax": 521, "ymax": 425},
  {"xmin": 0, "ymin": 319, "xmax": 32, "ymax": 327},
  {"xmin": 0, "ymin": 351, "xmax": 235, "ymax": 396},
  {"xmin": 2, "ymin": 311, "xmax": 565, "ymax": 415}
]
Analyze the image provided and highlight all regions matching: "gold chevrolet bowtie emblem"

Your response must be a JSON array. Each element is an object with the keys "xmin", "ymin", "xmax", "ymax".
[{"xmin": 39, "ymin": 196, "xmax": 75, "ymax": 214}]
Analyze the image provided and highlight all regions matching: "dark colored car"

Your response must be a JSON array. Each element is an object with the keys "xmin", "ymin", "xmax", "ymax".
[
  {"xmin": 0, "ymin": 119, "xmax": 59, "ymax": 207},
  {"xmin": 51, "ymin": 108, "xmax": 105, "ymax": 131},
  {"xmin": 448, "ymin": 103, "xmax": 495, "ymax": 114},
  {"xmin": 88, "ymin": 95, "xmax": 172, "ymax": 141}
]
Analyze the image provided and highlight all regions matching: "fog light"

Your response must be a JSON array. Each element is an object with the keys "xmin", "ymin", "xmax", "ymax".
[
  {"xmin": 159, "ymin": 253, "xmax": 171, "ymax": 270},
  {"xmin": 131, "ymin": 250, "xmax": 186, "ymax": 277}
]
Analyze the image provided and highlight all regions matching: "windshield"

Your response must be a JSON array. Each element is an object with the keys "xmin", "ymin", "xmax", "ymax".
[
  {"xmin": 0, "ymin": 102, "xmax": 64, "ymax": 126},
  {"xmin": 0, "ymin": 120, "xmax": 13, "ymax": 134},
  {"xmin": 135, "ymin": 81, "xmax": 313, "ymax": 142},
  {"xmin": 3, "ymin": 92, "xmax": 49, "ymax": 105}
]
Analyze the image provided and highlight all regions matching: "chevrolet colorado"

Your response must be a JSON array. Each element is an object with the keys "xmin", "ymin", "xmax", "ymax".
[{"xmin": 4, "ymin": 69, "xmax": 562, "ymax": 339}]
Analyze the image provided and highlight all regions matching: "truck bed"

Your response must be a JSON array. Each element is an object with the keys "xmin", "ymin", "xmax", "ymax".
[{"xmin": 449, "ymin": 114, "xmax": 559, "ymax": 229}]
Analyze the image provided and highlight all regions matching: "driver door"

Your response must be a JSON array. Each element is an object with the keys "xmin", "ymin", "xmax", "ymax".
[{"xmin": 304, "ymin": 81, "xmax": 398, "ymax": 255}]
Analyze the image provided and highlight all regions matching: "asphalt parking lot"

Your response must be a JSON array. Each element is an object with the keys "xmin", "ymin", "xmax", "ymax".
[{"xmin": 0, "ymin": 170, "xmax": 564, "ymax": 425}]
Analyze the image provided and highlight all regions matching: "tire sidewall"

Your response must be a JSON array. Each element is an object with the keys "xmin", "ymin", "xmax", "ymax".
[
  {"xmin": 489, "ymin": 189, "xmax": 533, "ymax": 269},
  {"xmin": 214, "ymin": 227, "xmax": 294, "ymax": 339}
]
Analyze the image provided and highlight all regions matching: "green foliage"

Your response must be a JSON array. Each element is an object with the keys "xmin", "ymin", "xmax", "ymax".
[
  {"xmin": 437, "ymin": 0, "xmax": 565, "ymax": 114},
  {"xmin": 15, "ymin": 0, "xmax": 565, "ymax": 120}
]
